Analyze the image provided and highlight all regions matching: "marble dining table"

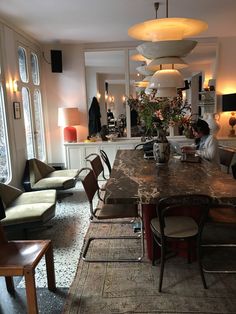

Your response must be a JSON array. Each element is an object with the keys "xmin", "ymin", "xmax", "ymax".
[{"xmin": 104, "ymin": 149, "xmax": 236, "ymax": 260}]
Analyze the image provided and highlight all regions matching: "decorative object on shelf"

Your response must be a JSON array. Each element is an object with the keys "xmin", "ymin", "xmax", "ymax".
[
  {"xmin": 203, "ymin": 113, "xmax": 220, "ymax": 136},
  {"xmin": 58, "ymin": 107, "xmax": 80, "ymax": 142}
]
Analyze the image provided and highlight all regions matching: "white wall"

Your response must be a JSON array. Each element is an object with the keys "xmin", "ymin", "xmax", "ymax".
[{"xmin": 42, "ymin": 44, "xmax": 88, "ymax": 163}]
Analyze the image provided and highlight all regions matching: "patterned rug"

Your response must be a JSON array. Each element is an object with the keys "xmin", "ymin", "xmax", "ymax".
[
  {"xmin": 17, "ymin": 182, "xmax": 92, "ymax": 288},
  {"xmin": 63, "ymin": 222, "xmax": 236, "ymax": 314}
]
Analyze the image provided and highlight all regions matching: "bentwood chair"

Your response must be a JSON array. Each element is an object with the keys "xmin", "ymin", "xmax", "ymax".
[
  {"xmin": 0, "ymin": 197, "xmax": 56, "ymax": 314},
  {"xmin": 78, "ymin": 168, "xmax": 144, "ymax": 262},
  {"xmin": 150, "ymin": 194, "xmax": 212, "ymax": 292},
  {"xmin": 219, "ymin": 147, "xmax": 234, "ymax": 174},
  {"xmin": 201, "ymin": 203, "xmax": 236, "ymax": 288}
]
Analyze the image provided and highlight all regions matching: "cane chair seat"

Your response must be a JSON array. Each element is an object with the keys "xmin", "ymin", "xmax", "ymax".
[{"xmin": 151, "ymin": 216, "xmax": 198, "ymax": 238}]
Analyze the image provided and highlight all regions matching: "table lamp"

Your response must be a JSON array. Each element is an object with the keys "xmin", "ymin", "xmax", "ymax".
[
  {"xmin": 222, "ymin": 93, "xmax": 236, "ymax": 137},
  {"xmin": 58, "ymin": 107, "xmax": 80, "ymax": 142}
]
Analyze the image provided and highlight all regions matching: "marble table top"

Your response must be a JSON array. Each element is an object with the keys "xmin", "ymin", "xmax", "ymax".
[{"xmin": 105, "ymin": 149, "xmax": 236, "ymax": 205}]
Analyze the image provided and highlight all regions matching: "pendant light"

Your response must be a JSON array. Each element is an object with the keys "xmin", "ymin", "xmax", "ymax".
[{"xmin": 128, "ymin": 0, "xmax": 208, "ymax": 42}]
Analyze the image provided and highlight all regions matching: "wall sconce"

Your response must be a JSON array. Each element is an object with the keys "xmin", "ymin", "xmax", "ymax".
[
  {"xmin": 97, "ymin": 92, "xmax": 101, "ymax": 100},
  {"xmin": 58, "ymin": 107, "xmax": 80, "ymax": 142},
  {"xmin": 6, "ymin": 79, "xmax": 19, "ymax": 93}
]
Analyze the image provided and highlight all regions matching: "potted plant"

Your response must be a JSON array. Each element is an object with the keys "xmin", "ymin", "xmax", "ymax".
[{"xmin": 127, "ymin": 90, "xmax": 191, "ymax": 163}]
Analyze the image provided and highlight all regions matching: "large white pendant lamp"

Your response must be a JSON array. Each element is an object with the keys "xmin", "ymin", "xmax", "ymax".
[
  {"xmin": 128, "ymin": 0, "xmax": 208, "ymax": 42},
  {"xmin": 149, "ymin": 69, "xmax": 184, "ymax": 97}
]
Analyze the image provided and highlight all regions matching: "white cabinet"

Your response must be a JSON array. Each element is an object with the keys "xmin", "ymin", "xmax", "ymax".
[
  {"xmin": 64, "ymin": 136, "xmax": 197, "ymax": 175},
  {"xmin": 64, "ymin": 140, "xmax": 140, "ymax": 176}
]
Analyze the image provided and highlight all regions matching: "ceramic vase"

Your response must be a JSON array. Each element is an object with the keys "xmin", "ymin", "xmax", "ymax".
[
  {"xmin": 153, "ymin": 129, "xmax": 170, "ymax": 164},
  {"xmin": 153, "ymin": 142, "xmax": 170, "ymax": 164}
]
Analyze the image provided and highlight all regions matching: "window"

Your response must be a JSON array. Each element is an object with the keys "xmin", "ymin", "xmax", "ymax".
[
  {"xmin": 18, "ymin": 47, "xmax": 28, "ymax": 83},
  {"xmin": 31, "ymin": 52, "xmax": 40, "ymax": 85},
  {"xmin": 18, "ymin": 45, "xmax": 46, "ymax": 160},
  {"xmin": 0, "ymin": 84, "xmax": 10, "ymax": 183}
]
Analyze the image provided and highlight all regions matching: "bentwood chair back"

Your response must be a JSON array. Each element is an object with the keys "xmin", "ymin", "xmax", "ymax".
[
  {"xmin": 78, "ymin": 168, "xmax": 144, "ymax": 262},
  {"xmin": 219, "ymin": 147, "xmax": 234, "ymax": 173},
  {"xmin": 0, "ymin": 197, "xmax": 56, "ymax": 314},
  {"xmin": 150, "ymin": 194, "xmax": 212, "ymax": 292}
]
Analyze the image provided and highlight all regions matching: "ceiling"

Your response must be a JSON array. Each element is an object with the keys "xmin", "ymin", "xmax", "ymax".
[{"xmin": 0, "ymin": 0, "xmax": 236, "ymax": 44}]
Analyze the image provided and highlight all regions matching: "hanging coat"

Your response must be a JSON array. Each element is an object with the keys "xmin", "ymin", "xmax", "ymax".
[{"xmin": 88, "ymin": 97, "xmax": 102, "ymax": 136}]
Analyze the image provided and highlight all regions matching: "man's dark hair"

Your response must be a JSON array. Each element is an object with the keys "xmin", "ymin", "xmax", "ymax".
[{"xmin": 191, "ymin": 119, "xmax": 210, "ymax": 135}]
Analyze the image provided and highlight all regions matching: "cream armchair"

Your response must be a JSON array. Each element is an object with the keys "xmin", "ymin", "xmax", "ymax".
[
  {"xmin": 0, "ymin": 182, "xmax": 56, "ymax": 233},
  {"xmin": 22, "ymin": 158, "xmax": 80, "ymax": 198}
]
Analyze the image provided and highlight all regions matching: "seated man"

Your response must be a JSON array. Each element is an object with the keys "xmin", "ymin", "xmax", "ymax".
[{"xmin": 181, "ymin": 119, "xmax": 220, "ymax": 165}]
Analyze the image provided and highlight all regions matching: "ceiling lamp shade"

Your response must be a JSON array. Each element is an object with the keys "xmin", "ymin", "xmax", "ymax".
[
  {"xmin": 58, "ymin": 107, "xmax": 80, "ymax": 142},
  {"xmin": 130, "ymin": 53, "xmax": 148, "ymax": 62},
  {"xmin": 149, "ymin": 69, "xmax": 184, "ymax": 89},
  {"xmin": 136, "ymin": 65, "xmax": 155, "ymax": 76},
  {"xmin": 147, "ymin": 57, "xmax": 188, "ymax": 72},
  {"xmin": 136, "ymin": 40, "xmax": 197, "ymax": 59},
  {"xmin": 156, "ymin": 87, "xmax": 179, "ymax": 97},
  {"xmin": 128, "ymin": 18, "xmax": 208, "ymax": 42},
  {"xmin": 134, "ymin": 80, "xmax": 149, "ymax": 88}
]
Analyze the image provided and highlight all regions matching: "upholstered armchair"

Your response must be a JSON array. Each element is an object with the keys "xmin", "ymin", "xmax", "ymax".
[
  {"xmin": 0, "ymin": 182, "xmax": 56, "ymax": 232},
  {"xmin": 22, "ymin": 158, "xmax": 80, "ymax": 197}
]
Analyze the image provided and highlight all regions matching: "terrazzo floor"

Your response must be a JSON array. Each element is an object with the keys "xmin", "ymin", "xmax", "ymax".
[{"xmin": 1, "ymin": 181, "xmax": 93, "ymax": 313}]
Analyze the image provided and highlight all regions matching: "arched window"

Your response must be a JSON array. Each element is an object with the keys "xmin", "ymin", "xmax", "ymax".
[
  {"xmin": 0, "ymin": 84, "xmax": 11, "ymax": 183},
  {"xmin": 18, "ymin": 45, "xmax": 46, "ymax": 160}
]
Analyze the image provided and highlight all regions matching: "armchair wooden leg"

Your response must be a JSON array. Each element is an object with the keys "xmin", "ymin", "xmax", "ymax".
[
  {"xmin": 24, "ymin": 267, "xmax": 38, "ymax": 314},
  {"xmin": 5, "ymin": 276, "xmax": 15, "ymax": 294},
  {"xmin": 45, "ymin": 243, "xmax": 56, "ymax": 291}
]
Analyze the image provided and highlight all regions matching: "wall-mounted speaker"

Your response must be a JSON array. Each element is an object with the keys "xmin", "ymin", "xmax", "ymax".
[{"xmin": 50, "ymin": 50, "xmax": 63, "ymax": 73}]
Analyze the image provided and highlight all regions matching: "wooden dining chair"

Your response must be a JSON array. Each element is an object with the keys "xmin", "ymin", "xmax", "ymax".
[
  {"xmin": 0, "ymin": 197, "xmax": 56, "ymax": 314},
  {"xmin": 150, "ymin": 194, "xmax": 212, "ymax": 292},
  {"xmin": 78, "ymin": 168, "xmax": 144, "ymax": 262}
]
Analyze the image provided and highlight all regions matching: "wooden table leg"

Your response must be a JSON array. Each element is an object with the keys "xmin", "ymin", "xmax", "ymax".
[
  {"xmin": 24, "ymin": 267, "xmax": 38, "ymax": 314},
  {"xmin": 45, "ymin": 242, "xmax": 56, "ymax": 291}
]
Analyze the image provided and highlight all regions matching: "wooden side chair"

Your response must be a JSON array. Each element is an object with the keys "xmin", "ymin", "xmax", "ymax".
[
  {"xmin": 150, "ymin": 194, "xmax": 212, "ymax": 292},
  {"xmin": 0, "ymin": 197, "xmax": 56, "ymax": 314},
  {"xmin": 78, "ymin": 168, "xmax": 144, "ymax": 262}
]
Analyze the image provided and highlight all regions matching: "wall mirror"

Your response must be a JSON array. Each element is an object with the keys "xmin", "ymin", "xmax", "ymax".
[{"xmin": 85, "ymin": 39, "xmax": 217, "ymax": 139}]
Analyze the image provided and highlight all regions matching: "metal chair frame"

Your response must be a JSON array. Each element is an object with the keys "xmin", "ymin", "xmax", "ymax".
[
  {"xmin": 78, "ymin": 168, "xmax": 144, "ymax": 263},
  {"xmin": 200, "ymin": 203, "xmax": 236, "ymax": 287}
]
